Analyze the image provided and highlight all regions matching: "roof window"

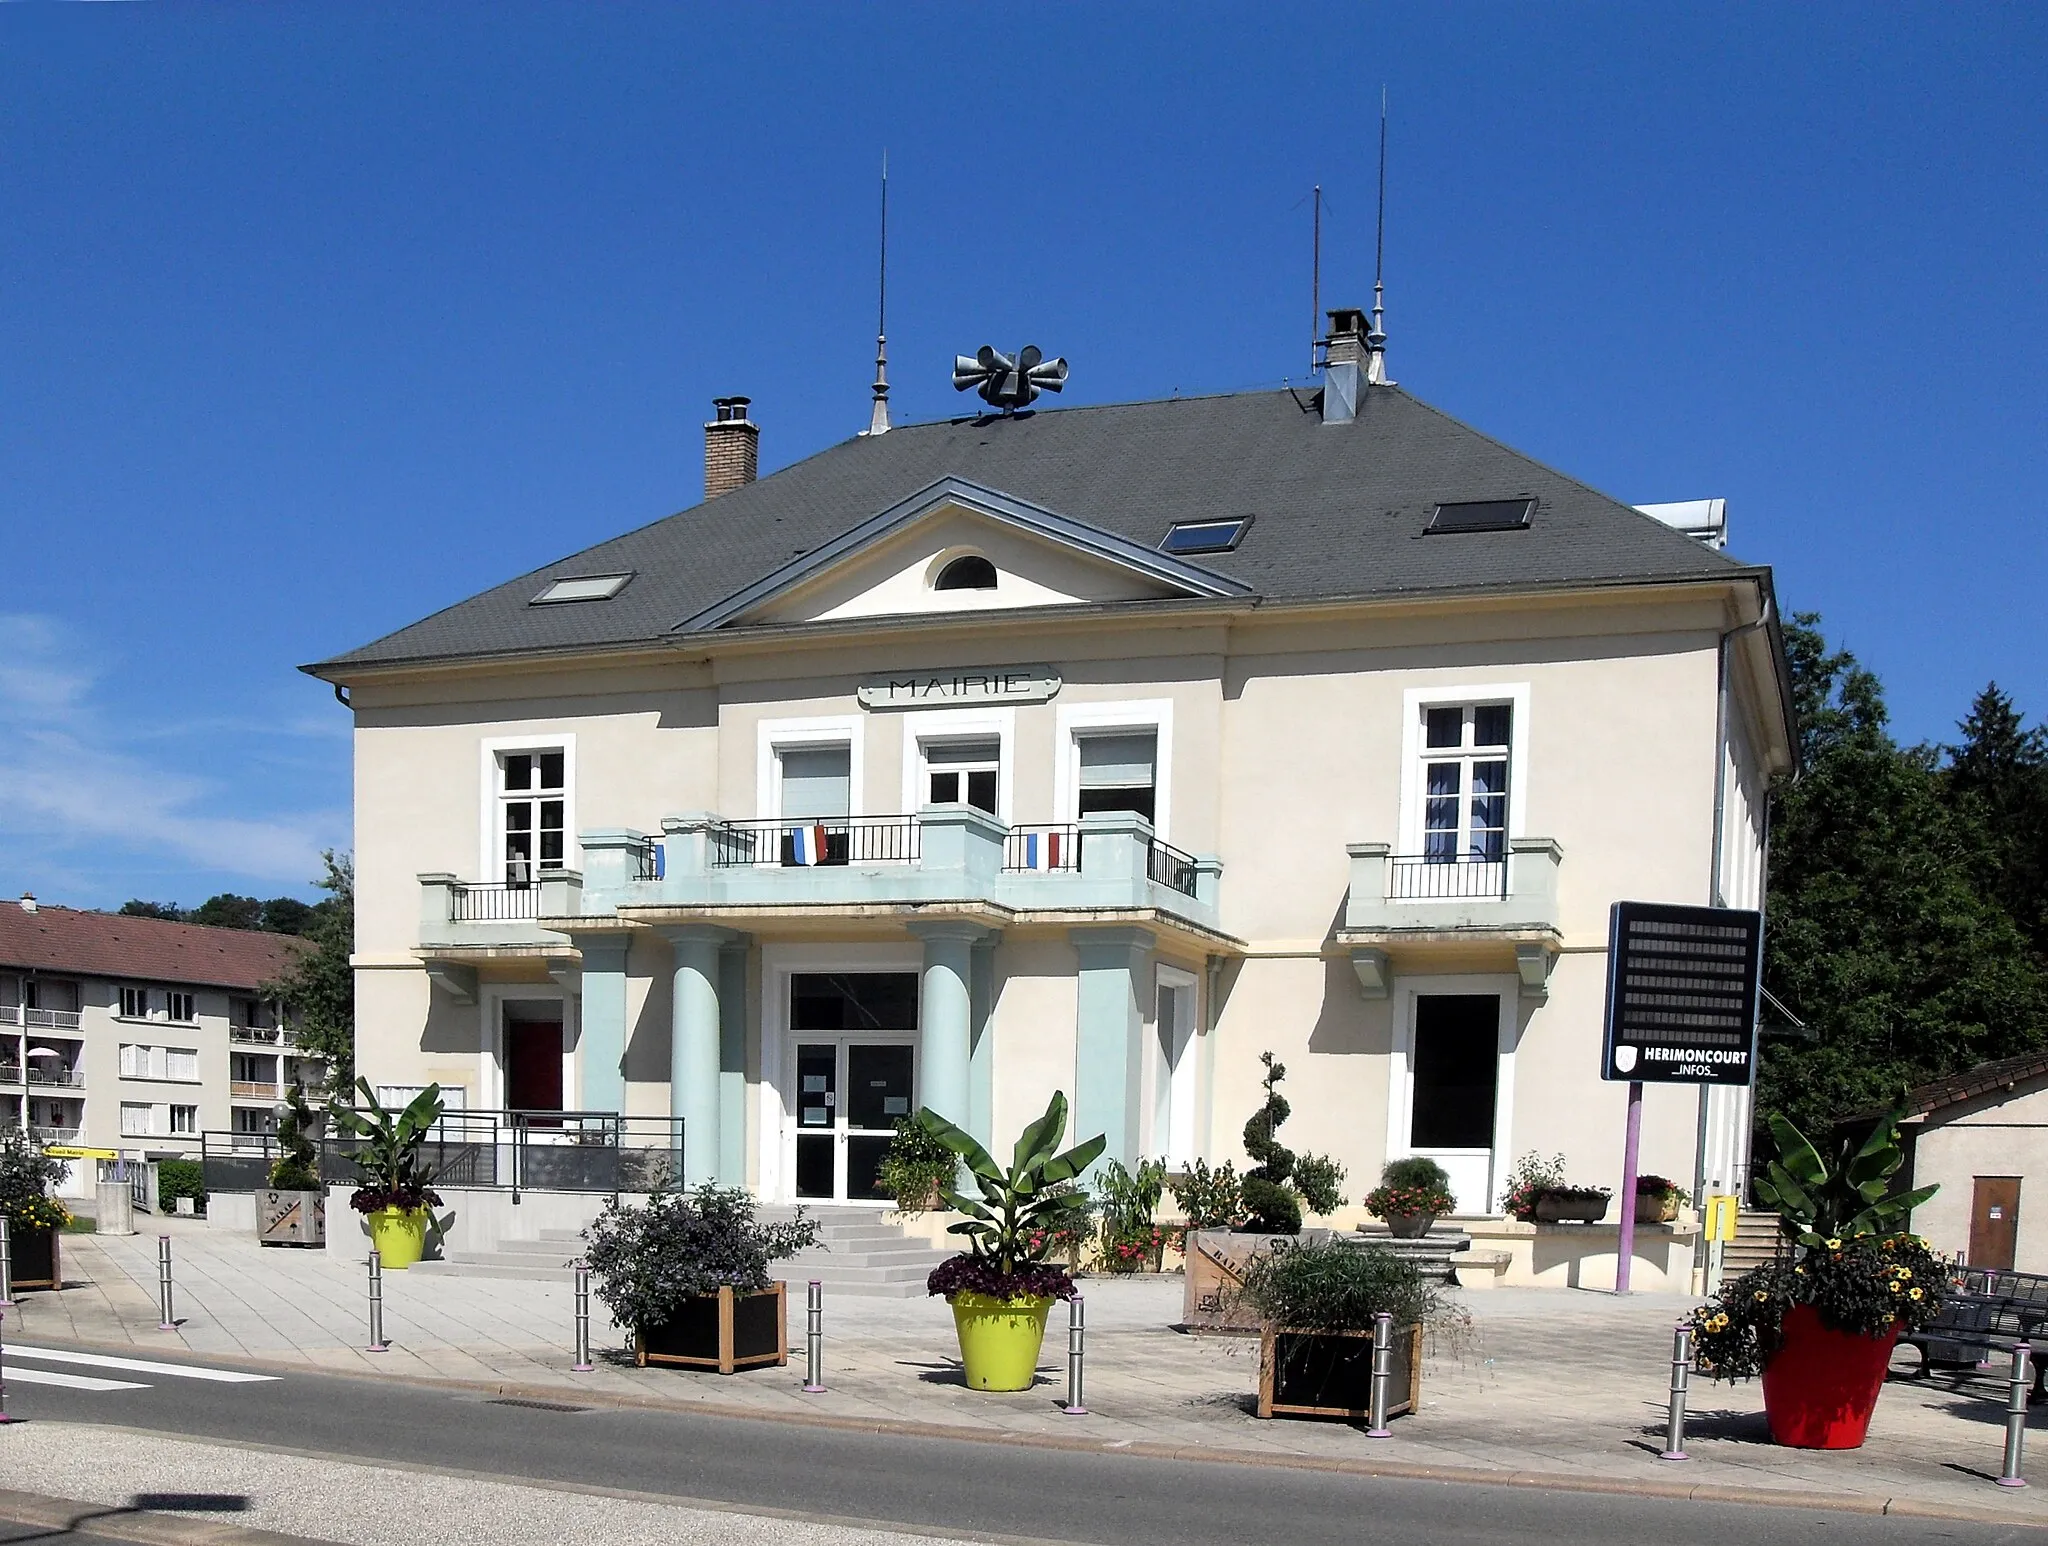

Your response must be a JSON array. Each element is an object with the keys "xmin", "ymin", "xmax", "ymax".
[
  {"xmin": 934, "ymin": 555, "xmax": 998, "ymax": 591},
  {"xmin": 1427, "ymin": 499, "xmax": 1533, "ymax": 534},
  {"xmin": 1160, "ymin": 517, "xmax": 1252, "ymax": 555},
  {"xmin": 531, "ymin": 573, "xmax": 633, "ymax": 605}
]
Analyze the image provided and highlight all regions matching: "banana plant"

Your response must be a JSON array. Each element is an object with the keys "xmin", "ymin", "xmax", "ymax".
[
  {"xmin": 1751, "ymin": 1107, "xmax": 1937, "ymax": 1248},
  {"xmin": 328, "ymin": 1077, "xmax": 446, "ymax": 1209},
  {"xmin": 912, "ymin": 1092, "xmax": 1105, "ymax": 1272}
]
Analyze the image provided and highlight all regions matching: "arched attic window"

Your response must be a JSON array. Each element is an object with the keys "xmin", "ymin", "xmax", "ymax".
[{"xmin": 934, "ymin": 555, "xmax": 998, "ymax": 591}]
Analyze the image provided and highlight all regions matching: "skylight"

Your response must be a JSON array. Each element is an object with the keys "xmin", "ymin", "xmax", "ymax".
[
  {"xmin": 531, "ymin": 573, "xmax": 633, "ymax": 605},
  {"xmin": 1160, "ymin": 517, "xmax": 1253, "ymax": 555},
  {"xmin": 1427, "ymin": 499, "xmax": 1533, "ymax": 534}
]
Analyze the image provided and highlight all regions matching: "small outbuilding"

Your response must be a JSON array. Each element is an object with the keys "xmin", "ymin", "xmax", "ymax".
[{"xmin": 1896, "ymin": 1050, "xmax": 2048, "ymax": 1273}]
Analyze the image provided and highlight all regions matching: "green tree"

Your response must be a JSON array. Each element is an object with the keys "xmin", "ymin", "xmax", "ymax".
[
  {"xmin": 118, "ymin": 900, "xmax": 183, "ymax": 920},
  {"xmin": 189, "ymin": 893, "xmax": 264, "ymax": 931},
  {"xmin": 259, "ymin": 896, "xmax": 319, "ymax": 936},
  {"xmin": 1759, "ymin": 618, "xmax": 2048, "ymax": 1135},
  {"xmin": 1946, "ymin": 683, "xmax": 2048, "ymax": 953},
  {"xmin": 266, "ymin": 851, "xmax": 355, "ymax": 1091}
]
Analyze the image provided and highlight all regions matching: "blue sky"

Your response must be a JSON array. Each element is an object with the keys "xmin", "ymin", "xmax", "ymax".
[{"xmin": 4, "ymin": 5, "xmax": 2044, "ymax": 911}]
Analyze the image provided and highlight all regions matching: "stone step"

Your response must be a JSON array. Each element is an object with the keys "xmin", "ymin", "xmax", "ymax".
[{"xmin": 411, "ymin": 1257, "xmax": 579, "ymax": 1283}]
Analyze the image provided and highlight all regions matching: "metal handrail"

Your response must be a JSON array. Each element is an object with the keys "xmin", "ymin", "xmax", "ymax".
[
  {"xmin": 1146, "ymin": 838, "xmax": 1200, "ymax": 898},
  {"xmin": 1004, "ymin": 824, "xmax": 1083, "ymax": 873},
  {"xmin": 230, "ymin": 1080, "xmax": 282, "ymax": 1099},
  {"xmin": 27, "ymin": 1068, "xmax": 85, "ymax": 1087},
  {"xmin": 709, "ymin": 815, "xmax": 921, "ymax": 868},
  {"xmin": 450, "ymin": 882, "xmax": 543, "ymax": 922},
  {"xmin": 1387, "ymin": 854, "xmax": 1508, "ymax": 900},
  {"xmin": 230, "ymin": 1025, "xmax": 286, "ymax": 1045},
  {"xmin": 24, "ymin": 1008, "xmax": 82, "ymax": 1030}
]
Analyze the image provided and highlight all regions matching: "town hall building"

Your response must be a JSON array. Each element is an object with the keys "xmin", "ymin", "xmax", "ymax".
[{"xmin": 307, "ymin": 310, "xmax": 1796, "ymax": 1238}]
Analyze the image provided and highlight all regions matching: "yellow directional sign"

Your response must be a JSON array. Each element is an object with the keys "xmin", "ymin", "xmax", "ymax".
[
  {"xmin": 43, "ymin": 1144, "xmax": 118, "ymax": 1161},
  {"xmin": 1705, "ymin": 1193, "xmax": 1741, "ymax": 1243}
]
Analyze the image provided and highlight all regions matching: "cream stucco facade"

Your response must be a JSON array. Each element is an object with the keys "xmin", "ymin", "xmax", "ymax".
[{"xmin": 330, "ymin": 484, "xmax": 1793, "ymax": 1235}]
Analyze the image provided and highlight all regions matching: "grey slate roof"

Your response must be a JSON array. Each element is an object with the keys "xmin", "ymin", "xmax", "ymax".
[{"xmin": 310, "ymin": 384, "xmax": 1753, "ymax": 674}]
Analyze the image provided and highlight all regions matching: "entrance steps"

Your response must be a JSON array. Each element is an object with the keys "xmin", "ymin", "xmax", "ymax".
[
  {"xmin": 412, "ymin": 1208, "xmax": 951, "ymax": 1298},
  {"xmin": 1720, "ymin": 1209, "xmax": 1789, "ymax": 1278}
]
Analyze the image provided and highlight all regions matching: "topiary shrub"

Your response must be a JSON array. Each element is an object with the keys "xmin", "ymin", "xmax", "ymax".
[
  {"xmin": 268, "ymin": 1082, "xmax": 322, "ymax": 1191},
  {"xmin": 1236, "ymin": 1052, "xmax": 1347, "ymax": 1232}
]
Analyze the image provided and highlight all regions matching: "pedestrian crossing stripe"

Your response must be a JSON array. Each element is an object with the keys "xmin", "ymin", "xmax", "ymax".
[
  {"xmin": 4, "ymin": 1345, "xmax": 280, "ymax": 1384},
  {"xmin": 5, "ymin": 1367, "xmax": 151, "ymax": 1392}
]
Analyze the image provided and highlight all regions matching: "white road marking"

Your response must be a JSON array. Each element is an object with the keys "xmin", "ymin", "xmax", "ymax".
[
  {"xmin": 4, "ymin": 1345, "xmax": 279, "ymax": 1383},
  {"xmin": 3, "ymin": 1366, "xmax": 150, "ymax": 1392}
]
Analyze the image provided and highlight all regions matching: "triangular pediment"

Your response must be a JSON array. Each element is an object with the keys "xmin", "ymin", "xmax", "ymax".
[{"xmin": 676, "ymin": 478, "xmax": 1250, "ymax": 632}]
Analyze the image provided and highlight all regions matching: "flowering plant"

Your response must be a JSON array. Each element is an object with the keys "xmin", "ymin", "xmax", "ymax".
[
  {"xmin": 1692, "ymin": 1232, "xmax": 1945, "ymax": 1380},
  {"xmin": 5, "ymin": 1193, "xmax": 71, "ymax": 1232},
  {"xmin": 1365, "ymin": 1156, "xmax": 1456, "ymax": 1220},
  {"xmin": 928, "ymin": 1254, "xmax": 1077, "ymax": 1302},
  {"xmin": 1634, "ymin": 1173, "xmax": 1684, "ymax": 1201},
  {"xmin": 1499, "ymin": 1151, "xmax": 1569, "ymax": 1220}
]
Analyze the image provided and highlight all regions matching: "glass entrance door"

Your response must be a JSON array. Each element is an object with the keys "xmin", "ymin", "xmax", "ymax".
[{"xmin": 791, "ymin": 1040, "xmax": 915, "ymax": 1202}]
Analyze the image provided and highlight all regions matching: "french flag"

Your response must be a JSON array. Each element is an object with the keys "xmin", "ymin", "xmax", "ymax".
[
  {"xmin": 1020, "ymin": 829, "xmax": 1063, "ymax": 870},
  {"xmin": 789, "ymin": 824, "xmax": 829, "ymax": 866}
]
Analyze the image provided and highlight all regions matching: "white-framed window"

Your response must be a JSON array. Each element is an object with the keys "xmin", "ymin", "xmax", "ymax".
[
  {"xmin": 169, "ymin": 1104, "xmax": 198, "ymax": 1135},
  {"xmin": 165, "ymin": 990, "xmax": 195, "ymax": 1023},
  {"xmin": 478, "ymin": 734, "xmax": 576, "ymax": 886},
  {"xmin": 897, "ymin": 708, "xmax": 1015, "ymax": 823},
  {"xmin": 1396, "ymin": 684, "xmax": 1531, "ymax": 895},
  {"xmin": 120, "ymin": 986, "xmax": 150, "ymax": 1019},
  {"xmin": 1055, "ymin": 700, "xmax": 1175, "ymax": 838},
  {"xmin": 119, "ymin": 1045, "xmax": 200, "ymax": 1081},
  {"xmin": 232, "ymin": 1106, "xmax": 277, "ymax": 1136},
  {"xmin": 757, "ymin": 715, "xmax": 865, "ymax": 821},
  {"xmin": 120, "ymin": 1101, "xmax": 158, "ymax": 1137}
]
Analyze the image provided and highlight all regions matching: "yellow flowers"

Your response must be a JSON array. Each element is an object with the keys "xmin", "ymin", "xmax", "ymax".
[
  {"xmin": 1754, "ymin": 1290, "xmax": 1770, "ymax": 1302},
  {"xmin": 1896, "ymin": 1268, "xmax": 1912, "ymax": 1281},
  {"xmin": 1706, "ymin": 1313, "xmax": 1730, "ymax": 1331},
  {"xmin": 1825, "ymin": 1237, "xmax": 1842, "ymax": 1250},
  {"xmin": 1910, "ymin": 1287, "xmax": 1924, "ymax": 1301},
  {"xmin": 1889, "ymin": 1282, "xmax": 1903, "ymax": 1293}
]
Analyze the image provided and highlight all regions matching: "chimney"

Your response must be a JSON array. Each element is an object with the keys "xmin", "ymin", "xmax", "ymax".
[
  {"xmin": 704, "ymin": 396, "xmax": 759, "ymax": 499},
  {"xmin": 19, "ymin": 892, "xmax": 37, "ymax": 914},
  {"xmin": 1321, "ymin": 308, "xmax": 1368, "ymax": 425}
]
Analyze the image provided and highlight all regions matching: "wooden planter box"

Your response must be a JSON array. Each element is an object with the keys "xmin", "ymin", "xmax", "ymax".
[
  {"xmin": 257, "ymin": 1189, "xmax": 327, "ymax": 1247},
  {"xmin": 636, "ymin": 1282, "xmax": 787, "ymax": 1374},
  {"xmin": 8, "ymin": 1224, "xmax": 60, "ymax": 1291},
  {"xmin": 1182, "ymin": 1228, "xmax": 1332, "ymax": 1332},
  {"xmin": 1257, "ymin": 1321, "xmax": 1422, "ymax": 1422}
]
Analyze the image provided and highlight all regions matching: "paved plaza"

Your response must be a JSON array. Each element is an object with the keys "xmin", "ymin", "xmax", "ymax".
[{"xmin": 6, "ymin": 1219, "xmax": 2044, "ymax": 1525}]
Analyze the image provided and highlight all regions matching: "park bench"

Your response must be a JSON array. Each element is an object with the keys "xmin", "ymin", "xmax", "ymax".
[{"xmin": 1900, "ymin": 1266, "xmax": 2048, "ymax": 1402}]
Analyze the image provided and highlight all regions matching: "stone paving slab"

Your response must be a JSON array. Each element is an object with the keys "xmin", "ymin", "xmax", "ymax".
[{"xmin": 7, "ymin": 1221, "xmax": 2045, "ymax": 1526}]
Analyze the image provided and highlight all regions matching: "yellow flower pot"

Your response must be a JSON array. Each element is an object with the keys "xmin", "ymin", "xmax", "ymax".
[
  {"xmin": 949, "ymin": 1291, "xmax": 1053, "ymax": 1391},
  {"xmin": 366, "ymin": 1206, "xmax": 429, "ymax": 1269}
]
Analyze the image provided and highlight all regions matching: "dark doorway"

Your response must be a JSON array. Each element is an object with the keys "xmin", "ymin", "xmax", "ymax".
[
  {"xmin": 1970, "ymin": 1176, "xmax": 2021, "ymax": 1271},
  {"xmin": 505, "ymin": 1012, "xmax": 564, "ymax": 1117},
  {"xmin": 1410, "ymin": 995, "xmax": 1500, "ymax": 1150}
]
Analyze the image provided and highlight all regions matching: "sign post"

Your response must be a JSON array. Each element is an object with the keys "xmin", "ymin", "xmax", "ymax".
[{"xmin": 1601, "ymin": 901, "xmax": 1764, "ymax": 1295}]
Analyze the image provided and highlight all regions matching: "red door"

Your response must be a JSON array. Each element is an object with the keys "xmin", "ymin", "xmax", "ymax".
[{"xmin": 505, "ymin": 1018, "xmax": 563, "ymax": 1119}]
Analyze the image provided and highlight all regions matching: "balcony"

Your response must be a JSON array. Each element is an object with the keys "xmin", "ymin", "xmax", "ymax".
[
  {"xmin": 229, "ymin": 1024, "xmax": 283, "ymax": 1046},
  {"xmin": 416, "ymin": 869, "xmax": 581, "ymax": 955},
  {"xmin": 0, "ymin": 1061, "xmax": 21, "ymax": 1084},
  {"xmin": 29, "ymin": 1125, "xmax": 82, "ymax": 1145},
  {"xmin": 2, "ymin": 1006, "xmax": 83, "ymax": 1033},
  {"xmin": 231, "ymin": 1080, "xmax": 283, "ymax": 1101},
  {"xmin": 1336, "ymin": 838, "xmax": 1563, "ymax": 1001},
  {"xmin": 26, "ymin": 1066, "xmax": 85, "ymax": 1089}
]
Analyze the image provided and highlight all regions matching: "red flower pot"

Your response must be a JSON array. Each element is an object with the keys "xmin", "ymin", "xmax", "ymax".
[{"xmin": 1760, "ymin": 1304, "xmax": 1901, "ymax": 1449}]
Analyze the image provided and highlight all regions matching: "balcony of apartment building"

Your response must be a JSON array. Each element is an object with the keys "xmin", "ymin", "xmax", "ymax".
[
  {"xmin": 1334, "ymin": 838, "xmax": 1564, "ymax": 1001},
  {"xmin": 229, "ymin": 1050, "xmax": 284, "ymax": 1103},
  {"xmin": 23, "ymin": 1045, "xmax": 86, "ymax": 1090},
  {"xmin": 416, "ymin": 806, "xmax": 1226, "ymax": 959},
  {"xmin": 0, "ymin": 1000, "xmax": 84, "ymax": 1036}
]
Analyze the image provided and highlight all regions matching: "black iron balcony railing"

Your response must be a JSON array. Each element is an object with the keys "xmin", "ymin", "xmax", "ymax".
[
  {"xmin": 1003, "ymin": 824, "xmax": 1083, "ymax": 873},
  {"xmin": 708, "ymin": 816, "xmax": 921, "ymax": 868},
  {"xmin": 1147, "ymin": 838, "xmax": 1200, "ymax": 898},
  {"xmin": 632, "ymin": 839, "xmax": 663, "ymax": 881},
  {"xmin": 1388, "ymin": 854, "xmax": 1509, "ymax": 901},
  {"xmin": 450, "ymin": 882, "xmax": 543, "ymax": 922}
]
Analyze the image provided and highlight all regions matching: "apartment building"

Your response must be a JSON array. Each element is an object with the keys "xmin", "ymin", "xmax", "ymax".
[
  {"xmin": 308, "ymin": 309, "xmax": 1796, "ymax": 1218},
  {"xmin": 0, "ymin": 896, "xmax": 318, "ymax": 1192}
]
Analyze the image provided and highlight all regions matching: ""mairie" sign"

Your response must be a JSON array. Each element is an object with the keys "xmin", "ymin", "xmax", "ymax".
[{"xmin": 857, "ymin": 665, "xmax": 1062, "ymax": 711}]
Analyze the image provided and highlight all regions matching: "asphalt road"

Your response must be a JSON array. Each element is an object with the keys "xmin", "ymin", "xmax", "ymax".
[{"xmin": 4, "ymin": 1341, "xmax": 2043, "ymax": 1546}]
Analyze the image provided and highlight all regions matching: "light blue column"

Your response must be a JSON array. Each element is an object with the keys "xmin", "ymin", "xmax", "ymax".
[
  {"xmin": 657, "ymin": 925, "xmax": 735, "ymax": 1187},
  {"xmin": 909, "ymin": 921, "xmax": 987, "ymax": 1130},
  {"xmin": 576, "ymin": 933, "xmax": 631, "ymax": 1115},
  {"xmin": 1070, "ymin": 927, "xmax": 1155, "ymax": 1170},
  {"xmin": 718, "ymin": 940, "xmax": 751, "ymax": 1186},
  {"xmin": 969, "ymin": 934, "xmax": 999, "ymax": 1151}
]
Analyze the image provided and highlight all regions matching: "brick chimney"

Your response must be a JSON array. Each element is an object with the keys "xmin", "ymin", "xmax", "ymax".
[
  {"xmin": 1321, "ymin": 308, "xmax": 1368, "ymax": 425},
  {"xmin": 704, "ymin": 396, "xmax": 759, "ymax": 499}
]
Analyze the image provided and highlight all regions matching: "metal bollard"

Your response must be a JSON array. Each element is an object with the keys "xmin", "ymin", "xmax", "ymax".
[
  {"xmin": 1062, "ymin": 1294, "xmax": 1088, "ymax": 1415},
  {"xmin": 1660, "ymin": 1321, "xmax": 1693, "ymax": 1460},
  {"xmin": 155, "ymin": 1235, "xmax": 176, "ymax": 1330},
  {"xmin": 1998, "ymin": 1342, "xmax": 2031, "ymax": 1489},
  {"xmin": 0, "ymin": 1307, "xmax": 15, "ymax": 1424},
  {"xmin": 572, "ymin": 1261, "xmax": 594, "ymax": 1372},
  {"xmin": 366, "ymin": 1251, "xmax": 388, "ymax": 1353},
  {"xmin": 0, "ymin": 1216, "xmax": 13, "ymax": 1308},
  {"xmin": 801, "ymin": 1280, "xmax": 825, "ymax": 1393},
  {"xmin": 1365, "ymin": 1309, "xmax": 1395, "ymax": 1438}
]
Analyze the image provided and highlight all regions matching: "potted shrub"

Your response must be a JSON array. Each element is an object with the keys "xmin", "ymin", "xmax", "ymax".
[
  {"xmin": 876, "ymin": 1116, "xmax": 955, "ymax": 1214},
  {"xmin": 328, "ymin": 1079, "xmax": 444, "ymax": 1269},
  {"xmin": 1238, "ymin": 1238, "xmax": 1435, "ymax": 1421},
  {"xmin": 1, "ymin": 1128, "xmax": 70, "ymax": 1291},
  {"xmin": 914, "ymin": 1091, "xmax": 1103, "ymax": 1391},
  {"xmin": 1633, "ymin": 1173, "xmax": 1684, "ymax": 1225},
  {"xmin": 584, "ymin": 1185, "xmax": 819, "ymax": 1374},
  {"xmin": 258, "ymin": 1081, "xmax": 327, "ymax": 1247},
  {"xmin": 1691, "ymin": 1111, "xmax": 1941, "ymax": 1449},
  {"xmin": 1499, "ymin": 1152, "xmax": 1610, "ymax": 1223},
  {"xmin": 1364, "ymin": 1157, "xmax": 1457, "ymax": 1239},
  {"xmin": 1095, "ymin": 1157, "xmax": 1168, "ymax": 1273}
]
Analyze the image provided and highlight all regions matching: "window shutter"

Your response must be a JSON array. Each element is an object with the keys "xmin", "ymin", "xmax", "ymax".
[
  {"xmin": 1078, "ymin": 733, "xmax": 1157, "ymax": 789},
  {"xmin": 779, "ymin": 746, "xmax": 852, "ymax": 819}
]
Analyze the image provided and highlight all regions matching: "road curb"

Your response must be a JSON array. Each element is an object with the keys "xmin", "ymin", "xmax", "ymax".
[
  {"xmin": 9, "ymin": 1329, "xmax": 2044, "ymax": 1530},
  {"xmin": 0, "ymin": 1486, "xmax": 341, "ymax": 1546}
]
